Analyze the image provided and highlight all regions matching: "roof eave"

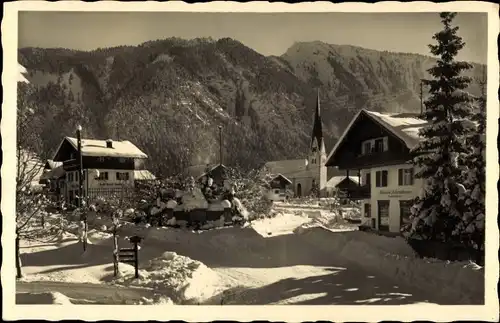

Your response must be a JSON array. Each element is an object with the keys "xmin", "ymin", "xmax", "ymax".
[{"xmin": 325, "ymin": 109, "xmax": 365, "ymax": 167}]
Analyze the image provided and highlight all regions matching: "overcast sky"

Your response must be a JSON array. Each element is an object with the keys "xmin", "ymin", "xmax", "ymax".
[{"xmin": 18, "ymin": 11, "xmax": 487, "ymax": 64}]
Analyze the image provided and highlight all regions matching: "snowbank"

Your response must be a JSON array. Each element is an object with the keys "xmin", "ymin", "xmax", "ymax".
[
  {"xmin": 294, "ymin": 226, "xmax": 484, "ymax": 304},
  {"xmin": 114, "ymin": 251, "xmax": 220, "ymax": 303},
  {"xmin": 16, "ymin": 292, "xmax": 72, "ymax": 305},
  {"xmin": 251, "ymin": 212, "xmax": 310, "ymax": 237}
]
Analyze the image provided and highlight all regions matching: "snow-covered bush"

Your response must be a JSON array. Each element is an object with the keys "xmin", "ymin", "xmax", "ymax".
[{"xmin": 223, "ymin": 167, "xmax": 274, "ymax": 221}]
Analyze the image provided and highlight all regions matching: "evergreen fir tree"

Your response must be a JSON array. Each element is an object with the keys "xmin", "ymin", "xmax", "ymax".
[
  {"xmin": 456, "ymin": 70, "xmax": 486, "ymax": 251},
  {"xmin": 404, "ymin": 12, "xmax": 475, "ymax": 243}
]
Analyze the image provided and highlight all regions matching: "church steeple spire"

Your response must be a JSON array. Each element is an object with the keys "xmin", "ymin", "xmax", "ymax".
[{"xmin": 311, "ymin": 89, "xmax": 324, "ymax": 149}]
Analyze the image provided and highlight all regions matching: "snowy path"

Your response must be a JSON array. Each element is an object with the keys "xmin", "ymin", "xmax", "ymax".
[
  {"xmin": 17, "ymin": 281, "xmax": 154, "ymax": 304},
  {"xmin": 18, "ymin": 212, "xmax": 472, "ymax": 305},
  {"xmin": 198, "ymin": 234, "xmax": 436, "ymax": 305}
]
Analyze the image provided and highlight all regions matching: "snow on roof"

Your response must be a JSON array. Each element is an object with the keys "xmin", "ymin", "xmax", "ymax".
[
  {"xmin": 18, "ymin": 63, "xmax": 29, "ymax": 83},
  {"xmin": 45, "ymin": 159, "xmax": 63, "ymax": 170},
  {"xmin": 270, "ymin": 173, "xmax": 293, "ymax": 184},
  {"xmin": 364, "ymin": 110, "xmax": 429, "ymax": 149},
  {"xmin": 185, "ymin": 163, "xmax": 227, "ymax": 179},
  {"xmin": 64, "ymin": 137, "xmax": 148, "ymax": 159},
  {"xmin": 326, "ymin": 109, "xmax": 429, "ymax": 165},
  {"xmin": 134, "ymin": 170, "xmax": 156, "ymax": 181},
  {"xmin": 40, "ymin": 165, "xmax": 65, "ymax": 183},
  {"xmin": 325, "ymin": 176, "xmax": 359, "ymax": 188},
  {"xmin": 264, "ymin": 159, "xmax": 308, "ymax": 176}
]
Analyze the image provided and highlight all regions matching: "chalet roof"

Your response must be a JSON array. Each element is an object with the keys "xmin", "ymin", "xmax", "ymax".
[
  {"xmin": 39, "ymin": 165, "xmax": 65, "ymax": 184},
  {"xmin": 53, "ymin": 137, "xmax": 148, "ymax": 160},
  {"xmin": 364, "ymin": 110, "xmax": 429, "ymax": 149},
  {"xmin": 270, "ymin": 173, "xmax": 293, "ymax": 185},
  {"xmin": 134, "ymin": 169, "xmax": 156, "ymax": 181},
  {"xmin": 325, "ymin": 176, "xmax": 359, "ymax": 188},
  {"xmin": 326, "ymin": 109, "xmax": 429, "ymax": 165},
  {"xmin": 185, "ymin": 163, "xmax": 227, "ymax": 179},
  {"xmin": 45, "ymin": 159, "xmax": 63, "ymax": 170}
]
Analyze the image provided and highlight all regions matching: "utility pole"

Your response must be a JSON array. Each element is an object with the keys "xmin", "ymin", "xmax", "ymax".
[
  {"xmin": 218, "ymin": 125, "xmax": 223, "ymax": 166},
  {"xmin": 420, "ymin": 79, "xmax": 424, "ymax": 116}
]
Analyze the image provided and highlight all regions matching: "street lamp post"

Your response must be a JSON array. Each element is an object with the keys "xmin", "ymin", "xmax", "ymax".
[
  {"xmin": 218, "ymin": 125, "xmax": 223, "ymax": 166},
  {"xmin": 76, "ymin": 125, "xmax": 87, "ymax": 251}
]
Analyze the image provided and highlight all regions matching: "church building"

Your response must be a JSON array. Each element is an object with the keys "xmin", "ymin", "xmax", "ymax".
[{"xmin": 264, "ymin": 91, "xmax": 330, "ymax": 198}]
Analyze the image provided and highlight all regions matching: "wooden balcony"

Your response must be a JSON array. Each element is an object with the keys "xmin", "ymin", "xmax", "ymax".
[
  {"xmin": 335, "ymin": 150, "xmax": 410, "ymax": 170},
  {"xmin": 339, "ymin": 184, "xmax": 371, "ymax": 200}
]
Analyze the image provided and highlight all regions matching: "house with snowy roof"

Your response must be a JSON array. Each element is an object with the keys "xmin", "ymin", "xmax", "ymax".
[
  {"xmin": 264, "ymin": 91, "xmax": 339, "ymax": 198},
  {"xmin": 185, "ymin": 163, "xmax": 229, "ymax": 187},
  {"xmin": 324, "ymin": 175, "xmax": 360, "ymax": 197},
  {"xmin": 325, "ymin": 109, "xmax": 429, "ymax": 234},
  {"xmin": 50, "ymin": 136, "xmax": 155, "ymax": 206}
]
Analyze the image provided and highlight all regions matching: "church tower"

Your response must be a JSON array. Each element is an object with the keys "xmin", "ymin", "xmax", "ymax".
[{"xmin": 308, "ymin": 90, "xmax": 328, "ymax": 197}]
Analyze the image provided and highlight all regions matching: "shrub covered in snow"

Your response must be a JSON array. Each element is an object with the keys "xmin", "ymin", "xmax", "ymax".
[{"xmin": 114, "ymin": 251, "xmax": 220, "ymax": 303}]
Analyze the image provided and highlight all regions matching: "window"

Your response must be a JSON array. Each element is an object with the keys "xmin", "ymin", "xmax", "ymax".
[
  {"xmin": 119, "ymin": 157, "xmax": 126, "ymax": 163},
  {"xmin": 364, "ymin": 203, "xmax": 371, "ymax": 218},
  {"xmin": 67, "ymin": 172, "xmax": 73, "ymax": 182},
  {"xmin": 362, "ymin": 137, "xmax": 388, "ymax": 155},
  {"xmin": 375, "ymin": 170, "xmax": 388, "ymax": 187},
  {"xmin": 96, "ymin": 171, "xmax": 109, "ymax": 181},
  {"xmin": 399, "ymin": 200, "xmax": 413, "ymax": 229},
  {"xmin": 363, "ymin": 142, "xmax": 372, "ymax": 155},
  {"xmin": 374, "ymin": 139, "xmax": 384, "ymax": 153},
  {"xmin": 311, "ymin": 158, "xmax": 316, "ymax": 164},
  {"xmin": 398, "ymin": 168, "xmax": 414, "ymax": 186},
  {"xmin": 99, "ymin": 156, "xmax": 105, "ymax": 162},
  {"xmin": 377, "ymin": 200, "xmax": 390, "ymax": 231},
  {"xmin": 364, "ymin": 172, "xmax": 371, "ymax": 187},
  {"xmin": 116, "ymin": 172, "xmax": 130, "ymax": 181}
]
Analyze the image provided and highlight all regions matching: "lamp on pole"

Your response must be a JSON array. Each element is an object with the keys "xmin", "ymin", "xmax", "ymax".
[
  {"xmin": 218, "ymin": 125, "xmax": 223, "ymax": 166},
  {"xmin": 76, "ymin": 124, "xmax": 87, "ymax": 251}
]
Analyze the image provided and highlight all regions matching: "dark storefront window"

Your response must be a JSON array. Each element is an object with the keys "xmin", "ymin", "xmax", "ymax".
[{"xmin": 377, "ymin": 200, "xmax": 390, "ymax": 231}]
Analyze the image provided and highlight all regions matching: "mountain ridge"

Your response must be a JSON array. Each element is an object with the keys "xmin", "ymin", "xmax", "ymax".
[{"xmin": 18, "ymin": 37, "xmax": 485, "ymax": 176}]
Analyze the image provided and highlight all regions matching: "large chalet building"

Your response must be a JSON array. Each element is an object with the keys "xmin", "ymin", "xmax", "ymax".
[
  {"xmin": 325, "ymin": 109, "xmax": 429, "ymax": 233},
  {"xmin": 42, "ymin": 137, "xmax": 155, "ymax": 206}
]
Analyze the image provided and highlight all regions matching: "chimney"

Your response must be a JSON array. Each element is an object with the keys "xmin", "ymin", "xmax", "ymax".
[{"xmin": 106, "ymin": 139, "xmax": 113, "ymax": 148}]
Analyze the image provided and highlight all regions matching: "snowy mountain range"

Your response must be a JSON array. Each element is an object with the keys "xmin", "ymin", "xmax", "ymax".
[{"xmin": 17, "ymin": 37, "xmax": 485, "ymax": 176}]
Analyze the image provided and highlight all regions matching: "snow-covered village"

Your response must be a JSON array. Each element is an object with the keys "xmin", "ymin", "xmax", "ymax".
[{"xmin": 6, "ymin": 5, "xmax": 496, "ymax": 318}]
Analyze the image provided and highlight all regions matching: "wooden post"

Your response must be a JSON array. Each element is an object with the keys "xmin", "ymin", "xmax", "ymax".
[
  {"xmin": 128, "ymin": 235, "xmax": 143, "ymax": 279},
  {"xmin": 133, "ymin": 241, "xmax": 139, "ymax": 279}
]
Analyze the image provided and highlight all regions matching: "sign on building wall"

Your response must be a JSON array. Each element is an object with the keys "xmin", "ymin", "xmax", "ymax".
[{"xmin": 379, "ymin": 189, "xmax": 413, "ymax": 198}]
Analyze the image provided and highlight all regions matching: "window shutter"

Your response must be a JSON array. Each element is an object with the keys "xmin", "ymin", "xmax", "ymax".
[
  {"xmin": 398, "ymin": 169, "xmax": 403, "ymax": 186},
  {"xmin": 383, "ymin": 137, "xmax": 389, "ymax": 151},
  {"xmin": 382, "ymin": 170, "xmax": 388, "ymax": 187},
  {"xmin": 375, "ymin": 171, "xmax": 380, "ymax": 187}
]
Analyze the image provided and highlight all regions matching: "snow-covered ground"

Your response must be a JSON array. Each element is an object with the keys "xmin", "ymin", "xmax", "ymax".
[{"xmin": 17, "ymin": 203, "xmax": 484, "ymax": 305}]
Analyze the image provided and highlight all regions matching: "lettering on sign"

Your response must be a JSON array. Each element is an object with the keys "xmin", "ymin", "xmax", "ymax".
[{"xmin": 379, "ymin": 189, "xmax": 413, "ymax": 198}]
